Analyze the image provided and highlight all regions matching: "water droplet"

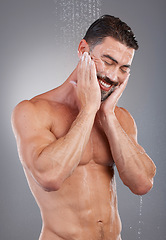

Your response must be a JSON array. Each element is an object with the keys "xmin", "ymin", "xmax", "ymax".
[
  {"xmin": 137, "ymin": 196, "xmax": 143, "ymax": 239},
  {"xmin": 53, "ymin": 0, "xmax": 102, "ymax": 52}
]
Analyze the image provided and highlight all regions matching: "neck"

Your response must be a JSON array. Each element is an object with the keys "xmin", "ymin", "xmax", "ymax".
[
  {"xmin": 55, "ymin": 66, "xmax": 79, "ymax": 109},
  {"xmin": 65, "ymin": 67, "xmax": 78, "ymax": 85}
]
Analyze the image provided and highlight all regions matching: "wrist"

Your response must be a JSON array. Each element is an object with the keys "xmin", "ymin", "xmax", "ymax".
[
  {"xmin": 99, "ymin": 107, "xmax": 115, "ymax": 121},
  {"xmin": 81, "ymin": 105, "xmax": 98, "ymax": 116},
  {"xmin": 80, "ymin": 104, "xmax": 98, "ymax": 115},
  {"xmin": 98, "ymin": 109, "xmax": 117, "ymax": 131}
]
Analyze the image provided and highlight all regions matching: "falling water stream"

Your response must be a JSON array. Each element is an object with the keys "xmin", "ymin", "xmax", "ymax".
[
  {"xmin": 138, "ymin": 196, "xmax": 143, "ymax": 239},
  {"xmin": 53, "ymin": 0, "xmax": 101, "ymax": 52}
]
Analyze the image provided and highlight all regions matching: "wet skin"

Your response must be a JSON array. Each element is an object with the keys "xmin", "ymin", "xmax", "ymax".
[
  {"xmin": 11, "ymin": 37, "xmax": 156, "ymax": 240},
  {"xmin": 21, "ymin": 101, "xmax": 122, "ymax": 240}
]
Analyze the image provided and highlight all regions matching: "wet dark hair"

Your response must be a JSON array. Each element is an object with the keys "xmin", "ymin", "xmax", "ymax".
[{"xmin": 83, "ymin": 15, "xmax": 139, "ymax": 50}]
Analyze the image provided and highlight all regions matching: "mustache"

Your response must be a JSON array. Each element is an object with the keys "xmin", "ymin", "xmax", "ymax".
[{"xmin": 97, "ymin": 74, "xmax": 119, "ymax": 87}]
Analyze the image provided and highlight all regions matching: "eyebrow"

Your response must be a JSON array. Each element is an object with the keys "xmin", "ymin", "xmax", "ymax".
[{"xmin": 102, "ymin": 54, "xmax": 131, "ymax": 68}]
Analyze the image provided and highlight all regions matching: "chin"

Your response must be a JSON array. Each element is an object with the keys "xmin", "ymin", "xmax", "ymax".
[{"xmin": 101, "ymin": 89, "xmax": 114, "ymax": 102}]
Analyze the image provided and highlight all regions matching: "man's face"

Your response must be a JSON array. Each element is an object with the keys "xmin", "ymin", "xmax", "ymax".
[{"xmin": 89, "ymin": 37, "xmax": 135, "ymax": 101}]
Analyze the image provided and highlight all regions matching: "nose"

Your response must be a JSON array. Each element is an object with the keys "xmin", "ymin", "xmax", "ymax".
[{"xmin": 107, "ymin": 67, "xmax": 118, "ymax": 82}]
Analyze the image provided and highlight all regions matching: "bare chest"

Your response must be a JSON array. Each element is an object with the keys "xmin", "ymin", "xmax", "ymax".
[
  {"xmin": 51, "ymin": 107, "xmax": 113, "ymax": 167},
  {"xmin": 81, "ymin": 121, "xmax": 114, "ymax": 166}
]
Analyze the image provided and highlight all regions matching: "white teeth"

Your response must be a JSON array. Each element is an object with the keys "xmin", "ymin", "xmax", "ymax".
[{"xmin": 99, "ymin": 79, "xmax": 111, "ymax": 88}]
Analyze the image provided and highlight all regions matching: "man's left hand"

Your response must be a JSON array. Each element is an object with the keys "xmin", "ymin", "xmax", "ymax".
[{"xmin": 100, "ymin": 75, "xmax": 129, "ymax": 116}]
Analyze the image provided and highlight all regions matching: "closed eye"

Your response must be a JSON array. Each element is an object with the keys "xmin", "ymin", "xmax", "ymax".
[
  {"xmin": 104, "ymin": 61, "xmax": 113, "ymax": 66},
  {"xmin": 120, "ymin": 67, "xmax": 130, "ymax": 73}
]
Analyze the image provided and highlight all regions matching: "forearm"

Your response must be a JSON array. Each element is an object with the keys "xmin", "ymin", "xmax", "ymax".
[
  {"xmin": 33, "ymin": 108, "xmax": 96, "ymax": 190},
  {"xmin": 102, "ymin": 113, "xmax": 156, "ymax": 195}
]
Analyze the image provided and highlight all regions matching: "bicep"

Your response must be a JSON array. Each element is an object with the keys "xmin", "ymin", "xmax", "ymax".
[{"xmin": 12, "ymin": 100, "xmax": 56, "ymax": 168}]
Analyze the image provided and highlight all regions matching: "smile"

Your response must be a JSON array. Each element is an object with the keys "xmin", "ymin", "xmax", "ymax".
[
  {"xmin": 98, "ymin": 77, "xmax": 113, "ymax": 91},
  {"xmin": 98, "ymin": 79, "xmax": 111, "ymax": 88}
]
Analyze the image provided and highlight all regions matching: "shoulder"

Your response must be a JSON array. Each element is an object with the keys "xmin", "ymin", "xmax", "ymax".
[
  {"xmin": 115, "ymin": 106, "xmax": 137, "ymax": 141},
  {"xmin": 12, "ymin": 97, "xmax": 66, "ymax": 119},
  {"xmin": 12, "ymin": 99, "xmax": 50, "ymax": 124},
  {"xmin": 115, "ymin": 106, "xmax": 135, "ymax": 123},
  {"xmin": 12, "ymin": 100, "xmax": 35, "ymax": 127},
  {"xmin": 11, "ymin": 100, "xmax": 43, "ymax": 137},
  {"xmin": 11, "ymin": 98, "xmax": 71, "ymax": 135},
  {"xmin": 12, "ymin": 99, "xmax": 61, "ymax": 133}
]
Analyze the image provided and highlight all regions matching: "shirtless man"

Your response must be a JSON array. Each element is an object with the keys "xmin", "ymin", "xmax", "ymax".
[{"xmin": 11, "ymin": 15, "xmax": 156, "ymax": 240}]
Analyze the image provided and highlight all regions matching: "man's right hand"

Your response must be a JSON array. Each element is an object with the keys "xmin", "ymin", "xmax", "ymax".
[{"xmin": 76, "ymin": 52, "xmax": 101, "ymax": 113}]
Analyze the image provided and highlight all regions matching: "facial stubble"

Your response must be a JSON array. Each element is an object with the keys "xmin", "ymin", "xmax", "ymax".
[{"xmin": 100, "ymin": 86, "xmax": 117, "ymax": 102}]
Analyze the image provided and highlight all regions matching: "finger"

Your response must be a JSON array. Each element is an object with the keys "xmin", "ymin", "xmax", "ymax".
[
  {"xmin": 115, "ymin": 75, "xmax": 129, "ymax": 96},
  {"xmin": 119, "ymin": 75, "xmax": 129, "ymax": 91},
  {"xmin": 77, "ymin": 53, "xmax": 86, "ymax": 83},
  {"xmin": 84, "ymin": 53, "xmax": 91, "ymax": 83},
  {"xmin": 80, "ymin": 52, "xmax": 90, "ymax": 84},
  {"xmin": 90, "ymin": 60, "xmax": 97, "ymax": 82}
]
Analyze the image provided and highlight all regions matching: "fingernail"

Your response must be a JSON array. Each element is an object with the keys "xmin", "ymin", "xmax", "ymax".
[
  {"xmin": 85, "ymin": 53, "xmax": 88, "ymax": 65},
  {"xmin": 81, "ymin": 54, "xmax": 84, "ymax": 61}
]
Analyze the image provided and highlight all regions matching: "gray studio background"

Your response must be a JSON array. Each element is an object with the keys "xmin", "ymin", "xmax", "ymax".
[{"xmin": 0, "ymin": 0, "xmax": 165, "ymax": 239}]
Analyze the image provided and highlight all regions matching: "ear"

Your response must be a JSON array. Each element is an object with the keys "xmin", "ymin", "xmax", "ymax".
[{"xmin": 77, "ymin": 39, "xmax": 90, "ymax": 58}]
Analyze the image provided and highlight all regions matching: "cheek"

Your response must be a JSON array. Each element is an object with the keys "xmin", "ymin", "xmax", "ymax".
[
  {"xmin": 119, "ymin": 72, "xmax": 130, "ymax": 83},
  {"xmin": 94, "ymin": 59, "xmax": 105, "ymax": 73}
]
